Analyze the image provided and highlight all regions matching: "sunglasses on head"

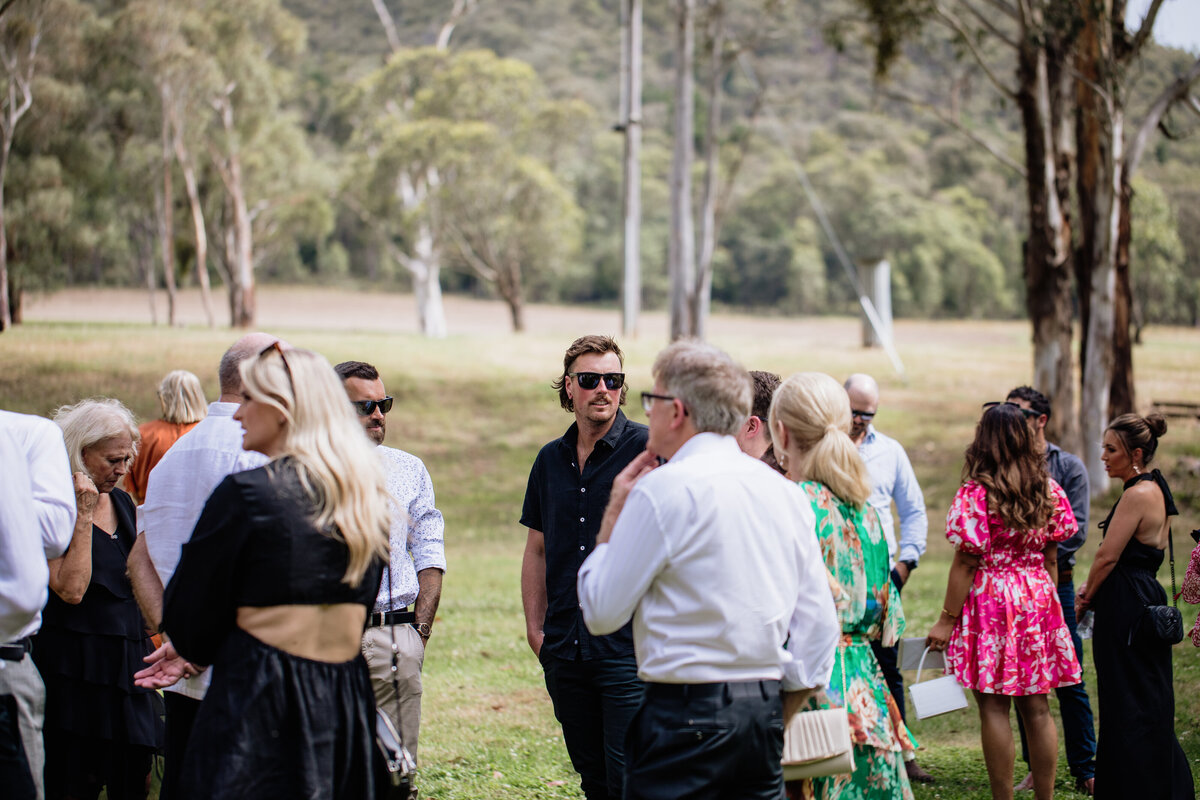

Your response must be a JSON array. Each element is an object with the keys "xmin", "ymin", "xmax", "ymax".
[
  {"xmin": 352, "ymin": 397, "xmax": 394, "ymax": 416},
  {"xmin": 569, "ymin": 372, "xmax": 625, "ymax": 391},
  {"xmin": 982, "ymin": 401, "xmax": 1038, "ymax": 419},
  {"xmin": 258, "ymin": 341, "xmax": 294, "ymax": 391}
]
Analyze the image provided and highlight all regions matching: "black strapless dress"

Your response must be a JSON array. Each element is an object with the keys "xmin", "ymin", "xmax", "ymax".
[{"xmin": 1092, "ymin": 471, "xmax": 1193, "ymax": 799}]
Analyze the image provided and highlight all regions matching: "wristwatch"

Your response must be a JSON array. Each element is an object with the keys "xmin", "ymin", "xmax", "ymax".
[
  {"xmin": 412, "ymin": 622, "xmax": 432, "ymax": 640},
  {"xmin": 900, "ymin": 559, "xmax": 918, "ymax": 573}
]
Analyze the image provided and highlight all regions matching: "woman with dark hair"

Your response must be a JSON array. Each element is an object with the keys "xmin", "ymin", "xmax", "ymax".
[
  {"xmin": 926, "ymin": 403, "xmax": 1080, "ymax": 800},
  {"xmin": 36, "ymin": 398, "xmax": 160, "ymax": 800},
  {"xmin": 1076, "ymin": 413, "xmax": 1193, "ymax": 799}
]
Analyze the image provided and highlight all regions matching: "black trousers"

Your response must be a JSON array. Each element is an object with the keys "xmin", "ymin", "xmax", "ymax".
[
  {"xmin": 0, "ymin": 694, "xmax": 35, "ymax": 800},
  {"xmin": 625, "ymin": 680, "xmax": 785, "ymax": 800},
  {"xmin": 870, "ymin": 567, "xmax": 907, "ymax": 721},
  {"xmin": 160, "ymin": 693, "xmax": 201, "ymax": 800}
]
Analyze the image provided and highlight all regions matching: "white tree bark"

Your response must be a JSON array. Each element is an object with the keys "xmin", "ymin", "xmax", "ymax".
[
  {"xmin": 620, "ymin": 0, "xmax": 642, "ymax": 339},
  {"xmin": 668, "ymin": 0, "xmax": 696, "ymax": 341}
]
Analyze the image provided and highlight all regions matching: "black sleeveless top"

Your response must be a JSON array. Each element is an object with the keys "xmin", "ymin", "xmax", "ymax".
[{"xmin": 162, "ymin": 458, "xmax": 385, "ymax": 666}]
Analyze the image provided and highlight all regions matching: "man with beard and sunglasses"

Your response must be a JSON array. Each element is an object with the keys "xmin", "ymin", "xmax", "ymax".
[
  {"xmin": 521, "ymin": 335, "xmax": 647, "ymax": 800},
  {"xmin": 336, "ymin": 360, "xmax": 445, "ymax": 766}
]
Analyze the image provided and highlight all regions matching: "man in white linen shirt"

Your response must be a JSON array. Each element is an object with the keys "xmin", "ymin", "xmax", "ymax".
[
  {"xmin": 578, "ymin": 340, "xmax": 839, "ymax": 800},
  {"xmin": 126, "ymin": 333, "xmax": 279, "ymax": 800},
  {"xmin": 0, "ymin": 410, "xmax": 75, "ymax": 800},
  {"xmin": 336, "ymin": 360, "xmax": 445, "ymax": 764}
]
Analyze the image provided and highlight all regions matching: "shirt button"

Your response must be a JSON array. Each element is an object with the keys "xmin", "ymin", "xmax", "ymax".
[
  {"xmin": 579, "ymin": 517, "xmax": 585, "ymax": 523},
  {"xmin": 580, "ymin": 546, "xmax": 585, "ymax": 551},
  {"xmin": 580, "ymin": 487, "xmax": 587, "ymax": 493}
]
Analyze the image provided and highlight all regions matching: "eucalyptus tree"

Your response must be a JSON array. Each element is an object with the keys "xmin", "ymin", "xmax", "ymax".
[
  {"xmin": 344, "ymin": 47, "xmax": 591, "ymax": 334},
  {"xmin": 0, "ymin": 0, "xmax": 44, "ymax": 330}
]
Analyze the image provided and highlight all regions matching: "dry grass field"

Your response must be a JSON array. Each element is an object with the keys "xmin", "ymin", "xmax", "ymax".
[{"xmin": 7, "ymin": 286, "xmax": 1200, "ymax": 799}]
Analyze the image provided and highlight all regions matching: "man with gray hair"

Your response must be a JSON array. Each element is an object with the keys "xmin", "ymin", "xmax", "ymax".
[
  {"xmin": 127, "ymin": 332, "xmax": 282, "ymax": 799},
  {"xmin": 844, "ymin": 371, "xmax": 931, "ymax": 783},
  {"xmin": 579, "ymin": 340, "xmax": 839, "ymax": 799}
]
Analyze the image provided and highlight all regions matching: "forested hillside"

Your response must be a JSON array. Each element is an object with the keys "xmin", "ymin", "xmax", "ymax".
[{"xmin": 2, "ymin": 0, "xmax": 1197, "ymax": 329}]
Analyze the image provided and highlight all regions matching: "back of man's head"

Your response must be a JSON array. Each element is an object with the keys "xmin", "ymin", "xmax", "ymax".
[
  {"xmin": 653, "ymin": 340, "xmax": 751, "ymax": 436},
  {"xmin": 1006, "ymin": 385, "xmax": 1051, "ymax": 419},
  {"xmin": 749, "ymin": 371, "xmax": 782, "ymax": 421},
  {"xmin": 334, "ymin": 361, "xmax": 380, "ymax": 383},
  {"xmin": 843, "ymin": 373, "xmax": 879, "ymax": 404},
  {"xmin": 218, "ymin": 333, "xmax": 283, "ymax": 398}
]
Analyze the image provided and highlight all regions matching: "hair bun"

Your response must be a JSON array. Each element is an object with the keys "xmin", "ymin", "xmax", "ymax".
[{"xmin": 1145, "ymin": 413, "xmax": 1168, "ymax": 439}]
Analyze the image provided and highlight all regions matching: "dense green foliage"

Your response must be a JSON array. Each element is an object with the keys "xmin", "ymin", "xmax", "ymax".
[{"xmin": 5, "ymin": 0, "xmax": 1198, "ymax": 325}]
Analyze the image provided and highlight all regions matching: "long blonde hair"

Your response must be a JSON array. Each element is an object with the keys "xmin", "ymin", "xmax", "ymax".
[
  {"xmin": 769, "ymin": 372, "xmax": 871, "ymax": 508},
  {"xmin": 240, "ymin": 347, "xmax": 390, "ymax": 586}
]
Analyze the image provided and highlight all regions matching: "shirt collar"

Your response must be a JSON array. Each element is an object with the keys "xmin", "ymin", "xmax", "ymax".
[
  {"xmin": 668, "ymin": 431, "xmax": 739, "ymax": 462},
  {"xmin": 861, "ymin": 424, "xmax": 878, "ymax": 445},
  {"xmin": 207, "ymin": 401, "xmax": 240, "ymax": 417},
  {"xmin": 563, "ymin": 409, "xmax": 630, "ymax": 450}
]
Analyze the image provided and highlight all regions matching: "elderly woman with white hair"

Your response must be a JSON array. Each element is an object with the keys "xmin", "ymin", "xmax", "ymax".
[
  {"xmin": 34, "ymin": 398, "xmax": 161, "ymax": 800},
  {"xmin": 158, "ymin": 345, "xmax": 391, "ymax": 799},
  {"xmin": 123, "ymin": 369, "xmax": 207, "ymax": 503}
]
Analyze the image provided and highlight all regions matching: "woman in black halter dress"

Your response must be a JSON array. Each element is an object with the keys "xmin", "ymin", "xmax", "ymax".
[{"xmin": 1076, "ymin": 413, "xmax": 1193, "ymax": 800}]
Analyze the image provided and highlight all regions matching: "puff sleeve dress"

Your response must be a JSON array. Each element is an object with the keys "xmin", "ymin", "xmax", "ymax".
[{"xmin": 944, "ymin": 480, "xmax": 1082, "ymax": 695}]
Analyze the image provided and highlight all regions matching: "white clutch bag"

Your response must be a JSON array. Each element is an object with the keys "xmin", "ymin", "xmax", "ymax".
[
  {"xmin": 907, "ymin": 646, "xmax": 967, "ymax": 720},
  {"xmin": 781, "ymin": 706, "xmax": 853, "ymax": 780}
]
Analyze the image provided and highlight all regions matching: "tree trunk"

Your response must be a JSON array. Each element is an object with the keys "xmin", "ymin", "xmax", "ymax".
[
  {"xmin": 410, "ymin": 218, "xmax": 447, "ymax": 338},
  {"xmin": 159, "ymin": 94, "xmax": 177, "ymax": 326},
  {"xmin": 1109, "ymin": 177, "xmax": 1135, "ymax": 414},
  {"xmin": 692, "ymin": 1, "xmax": 724, "ymax": 342},
  {"xmin": 0, "ymin": 147, "xmax": 9, "ymax": 332},
  {"xmin": 620, "ymin": 0, "xmax": 643, "ymax": 339},
  {"xmin": 171, "ymin": 111, "xmax": 214, "ymax": 328},
  {"xmin": 1016, "ymin": 27, "xmax": 1076, "ymax": 451},
  {"xmin": 668, "ymin": 0, "xmax": 695, "ymax": 341},
  {"xmin": 213, "ymin": 94, "xmax": 255, "ymax": 328}
]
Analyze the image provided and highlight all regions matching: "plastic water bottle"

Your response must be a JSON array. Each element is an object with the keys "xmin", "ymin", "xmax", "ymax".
[{"xmin": 1077, "ymin": 610, "xmax": 1095, "ymax": 640}]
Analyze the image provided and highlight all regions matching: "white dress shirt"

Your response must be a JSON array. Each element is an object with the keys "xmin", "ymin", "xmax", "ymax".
[
  {"xmin": 373, "ymin": 445, "xmax": 446, "ymax": 611},
  {"xmin": 141, "ymin": 401, "xmax": 267, "ymax": 698},
  {"xmin": 858, "ymin": 425, "xmax": 928, "ymax": 566},
  {"xmin": 578, "ymin": 433, "xmax": 839, "ymax": 691},
  {"xmin": 0, "ymin": 410, "xmax": 75, "ymax": 643}
]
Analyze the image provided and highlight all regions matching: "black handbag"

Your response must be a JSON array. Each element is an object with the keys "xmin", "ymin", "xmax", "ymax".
[
  {"xmin": 374, "ymin": 565, "xmax": 419, "ymax": 799},
  {"xmin": 1132, "ymin": 527, "xmax": 1184, "ymax": 646}
]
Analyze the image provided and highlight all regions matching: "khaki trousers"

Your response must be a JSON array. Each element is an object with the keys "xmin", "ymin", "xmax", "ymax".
[
  {"xmin": 362, "ymin": 623, "xmax": 425, "ymax": 763},
  {"xmin": 0, "ymin": 652, "xmax": 45, "ymax": 800}
]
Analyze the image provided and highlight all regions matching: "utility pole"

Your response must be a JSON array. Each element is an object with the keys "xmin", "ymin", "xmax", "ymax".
[{"xmin": 619, "ymin": 0, "xmax": 643, "ymax": 339}]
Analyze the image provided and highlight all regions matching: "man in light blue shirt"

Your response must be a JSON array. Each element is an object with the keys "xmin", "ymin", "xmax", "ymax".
[{"xmin": 845, "ymin": 373, "xmax": 931, "ymax": 784}]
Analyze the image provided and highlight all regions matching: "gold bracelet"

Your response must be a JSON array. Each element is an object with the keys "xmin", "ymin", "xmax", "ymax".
[{"xmin": 942, "ymin": 607, "xmax": 960, "ymax": 620}]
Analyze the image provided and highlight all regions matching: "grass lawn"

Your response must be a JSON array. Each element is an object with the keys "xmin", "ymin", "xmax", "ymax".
[{"xmin": 4, "ymin": 300, "xmax": 1198, "ymax": 799}]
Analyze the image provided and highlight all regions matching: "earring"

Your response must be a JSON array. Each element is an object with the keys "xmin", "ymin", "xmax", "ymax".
[{"xmin": 1133, "ymin": 463, "xmax": 1141, "ymax": 474}]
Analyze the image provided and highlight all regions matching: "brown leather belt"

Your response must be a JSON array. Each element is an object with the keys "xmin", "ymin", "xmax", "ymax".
[{"xmin": 1058, "ymin": 568, "xmax": 1073, "ymax": 586}]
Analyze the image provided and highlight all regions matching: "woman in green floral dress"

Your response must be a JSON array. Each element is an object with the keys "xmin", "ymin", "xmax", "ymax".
[{"xmin": 770, "ymin": 372, "xmax": 918, "ymax": 800}]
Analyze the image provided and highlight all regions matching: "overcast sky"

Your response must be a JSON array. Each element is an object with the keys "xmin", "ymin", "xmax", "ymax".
[{"xmin": 1127, "ymin": 0, "xmax": 1200, "ymax": 54}]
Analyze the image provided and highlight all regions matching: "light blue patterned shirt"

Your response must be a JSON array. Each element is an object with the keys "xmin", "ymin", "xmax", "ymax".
[
  {"xmin": 857, "ymin": 425, "xmax": 928, "ymax": 566},
  {"xmin": 373, "ymin": 445, "xmax": 446, "ymax": 611}
]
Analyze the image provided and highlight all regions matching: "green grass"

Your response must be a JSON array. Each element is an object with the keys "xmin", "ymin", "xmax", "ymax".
[{"xmin": 4, "ymin": 312, "xmax": 1198, "ymax": 800}]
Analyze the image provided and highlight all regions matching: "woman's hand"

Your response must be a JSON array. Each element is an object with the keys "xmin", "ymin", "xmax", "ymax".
[
  {"xmin": 1075, "ymin": 582, "xmax": 1090, "ymax": 618},
  {"xmin": 927, "ymin": 617, "xmax": 955, "ymax": 651},
  {"xmin": 73, "ymin": 472, "xmax": 99, "ymax": 517}
]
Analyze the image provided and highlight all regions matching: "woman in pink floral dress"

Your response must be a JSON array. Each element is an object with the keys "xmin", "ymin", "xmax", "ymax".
[{"xmin": 927, "ymin": 402, "xmax": 1081, "ymax": 800}]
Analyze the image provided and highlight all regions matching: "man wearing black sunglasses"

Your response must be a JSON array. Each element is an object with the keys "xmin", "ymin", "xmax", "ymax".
[
  {"xmin": 520, "ymin": 335, "xmax": 648, "ymax": 800},
  {"xmin": 335, "ymin": 361, "xmax": 445, "ymax": 767},
  {"xmin": 1003, "ymin": 386, "xmax": 1096, "ymax": 796}
]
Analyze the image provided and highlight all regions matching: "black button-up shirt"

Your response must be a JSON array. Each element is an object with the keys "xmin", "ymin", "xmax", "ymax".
[{"xmin": 521, "ymin": 410, "xmax": 648, "ymax": 660}]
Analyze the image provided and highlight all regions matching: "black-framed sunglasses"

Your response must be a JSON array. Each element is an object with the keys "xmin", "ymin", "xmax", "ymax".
[
  {"xmin": 352, "ymin": 397, "xmax": 394, "ymax": 416},
  {"xmin": 982, "ymin": 400, "xmax": 1038, "ymax": 419},
  {"xmin": 851, "ymin": 409, "xmax": 876, "ymax": 421},
  {"xmin": 258, "ymin": 341, "xmax": 293, "ymax": 391},
  {"xmin": 569, "ymin": 371, "xmax": 625, "ymax": 391}
]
